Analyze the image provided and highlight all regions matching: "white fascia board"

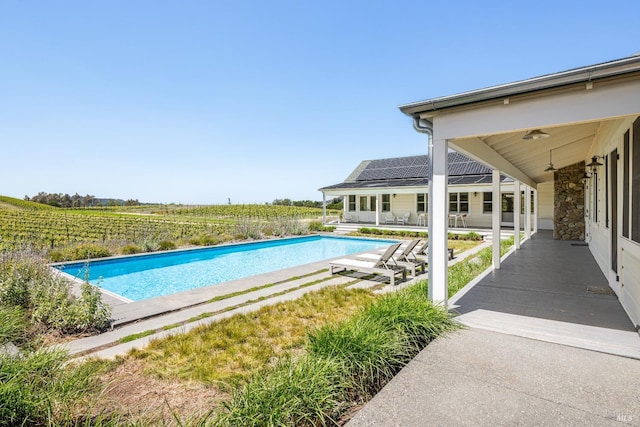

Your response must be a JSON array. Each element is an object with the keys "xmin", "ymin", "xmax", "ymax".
[
  {"xmin": 320, "ymin": 186, "xmax": 428, "ymax": 197},
  {"xmin": 428, "ymin": 79, "xmax": 640, "ymax": 140}
]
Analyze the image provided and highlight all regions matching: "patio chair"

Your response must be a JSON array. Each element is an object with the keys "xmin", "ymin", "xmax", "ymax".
[
  {"xmin": 392, "ymin": 239, "xmax": 426, "ymax": 275},
  {"xmin": 359, "ymin": 239, "xmax": 425, "ymax": 277},
  {"xmin": 397, "ymin": 212, "xmax": 410, "ymax": 225},
  {"xmin": 414, "ymin": 240, "xmax": 454, "ymax": 260},
  {"xmin": 330, "ymin": 242, "xmax": 407, "ymax": 285},
  {"xmin": 384, "ymin": 212, "xmax": 396, "ymax": 224},
  {"xmin": 343, "ymin": 212, "xmax": 355, "ymax": 223}
]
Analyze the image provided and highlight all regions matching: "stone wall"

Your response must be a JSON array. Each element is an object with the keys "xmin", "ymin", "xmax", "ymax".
[{"xmin": 553, "ymin": 161, "xmax": 585, "ymax": 240}]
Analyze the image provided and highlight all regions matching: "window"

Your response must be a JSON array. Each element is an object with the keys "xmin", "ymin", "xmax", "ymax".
[
  {"xmin": 605, "ymin": 154, "xmax": 609, "ymax": 228},
  {"xmin": 593, "ymin": 173, "xmax": 598, "ymax": 223},
  {"xmin": 369, "ymin": 196, "xmax": 377, "ymax": 212},
  {"xmin": 416, "ymin": 193, "xmax": 428, "ymax": 213},
  {"xmin": 483, "ymin": 192, "xmax": 492, "ymax": 213},
  {"xmin": 359, "ymin": 196, "xmax": 367, "ymax": 211},
  {"xmin": 516, "ymin": 192, "xmax": 535, "ymax": 214},
  {"xmin": 449, "ymin": 192, "xmax": 469, "ymax": 213},
  {"xmin": 623, "ymin": 130, "xmax": 630, "ymax": 238},
  {"xmin": 382, "ymin": 194, "xmax": 391, "ymax": 212},
  {"xmin": 348, "ymin": 195, "xmax": 356, "ymax": 212},
  {"xmin": 632, "ymin": 117, "xmax": 640, "ymax": 243}
]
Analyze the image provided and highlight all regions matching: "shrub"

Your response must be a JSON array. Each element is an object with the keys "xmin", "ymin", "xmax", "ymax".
[
  {"xmin": 0, "ymin": 253, "xmax": 111, "ymax": 334},
  {"xmin": 49, "ymin": 244, "xmax": 112, "ymax": 262},
  {"xmin": 157, "ymin": 240, "xmax": 177, "ymax": 251},
  {"xmin": 464, "ymin": 231, "xmax": 483, "ymax": 241},
  {"xmin": 357, "ymin": 228, "xmax": 428, "ymax": 239},
  {"xmin": 120, "ymin": 244, "xmax": 142, "ymax": 255},
  {"xmin": 31, "ymin": 279, "xmax": 111, "ymax": 334},
  {"xmin": 141, "ymin": 239, "xmax": 159, "ymax": 252},
  {"xmin": 189, "ymin": 234, "xmax": 222, "ymax": 246},
  {"xmin": 234, "ymin": 218, "xmax": 263, "ymax": 240}
]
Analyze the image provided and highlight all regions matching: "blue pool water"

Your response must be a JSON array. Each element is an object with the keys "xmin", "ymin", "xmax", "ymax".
[{"xmin": 56, "ymin": 235, "xmax": 393, "ymax": 301}]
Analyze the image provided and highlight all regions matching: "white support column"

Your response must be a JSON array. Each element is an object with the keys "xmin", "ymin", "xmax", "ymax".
[
  {"xmin": 513, "ymin": 181, "xmax": 521, "ymax": 249},
  {"xmin": 533, "ymin": 189, "xmax": 538, "ymax": 235},
  {"xmin": 525, "ymin": 186, "xmax": 532, "ymax": 240},
  {"xmin": 375, "ymin": 193, "xmax": 380, "ymax": 226},
  {"xmin": 492, "ymin": 169, "xmax": 501, "ymax": 270},
  {"xmin": 338, "ymin": 196, "xmax": 349, "ymax": 222},
  {"xmin": 322, "ymin": 192, "xmax": 327, "ymax": 225},
  {"xmin": 428, "ymin": 135, "xmax": 448, "ymax": 306}
]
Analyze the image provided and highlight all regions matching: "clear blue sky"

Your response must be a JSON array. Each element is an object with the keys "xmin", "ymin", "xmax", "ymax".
[{"xmin": 2, "ymin": 1, "xmax": 638, "ymax": 204}]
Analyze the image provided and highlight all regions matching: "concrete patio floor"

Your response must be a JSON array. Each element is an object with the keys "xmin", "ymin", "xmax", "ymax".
[{"xmin": 347, "ymin": 231, "xmax": 640, "ymax": 426}]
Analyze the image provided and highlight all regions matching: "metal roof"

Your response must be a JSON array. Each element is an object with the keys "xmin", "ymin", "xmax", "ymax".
[
  {"xmin": 319, "ymin": 152, "xmax": 508, "ymax": 191},
  {"xmin": 399, "ymin": 54, "xmax": 640, "ymax": 116}
]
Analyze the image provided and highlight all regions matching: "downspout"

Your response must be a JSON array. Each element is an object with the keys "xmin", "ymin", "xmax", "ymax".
[{"xmin": 413, "ymin": 117, "xmax": 435, "ymax": 297}]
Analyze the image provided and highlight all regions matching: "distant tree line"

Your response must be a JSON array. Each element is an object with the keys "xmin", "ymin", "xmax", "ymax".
[
  {"xmin": 25, "ymin": 192, "xmax": 140, "ymax": 208},
  {"xmin": 270, "ymin": 197, "xmax": 343, "ymax": 210}
]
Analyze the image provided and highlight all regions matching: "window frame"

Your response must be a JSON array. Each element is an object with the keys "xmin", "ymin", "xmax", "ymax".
[
  {"xmin": 449, "ymin": 192, "xmax": 469, "ymax": 214},
  {"xmin": 348, "ymin": 195, "xmax": 356, "ymax": 212},
  {"xmin": 381, "ymin": 194, "xmax": 391, "ymax": 212},
  {"xmin": 483, "ymin": 192, "xmax": 492, "ymax": 213},
  {"xmin": 416, "ymin": 193, "xmax": 428, "ymax": 213}
]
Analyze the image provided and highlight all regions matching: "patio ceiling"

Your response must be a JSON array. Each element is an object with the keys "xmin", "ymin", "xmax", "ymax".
[{"xmin": 452, "ymin": 120, "xmax": 602, "ymax": 184}]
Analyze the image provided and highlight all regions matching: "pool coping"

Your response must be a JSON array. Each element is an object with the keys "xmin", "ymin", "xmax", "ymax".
[{"xmin": 52, "ymin": 233, "xmax": 398, "ymax": 327}]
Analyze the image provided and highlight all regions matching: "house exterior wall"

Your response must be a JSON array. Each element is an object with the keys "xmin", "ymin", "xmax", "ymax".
[
  {"xmin": 332, "ymin": 182, "xmax": 557, "ymax": 229},
  {"xmin": 537, "ymin": 182, "xmax": 554, "ymax": 230},
  {"xmin": 390, "ymin": 194, "xmax": 415, "ymax": 222},
  {"xmin": 586, "ymin": 117, "xmax": 640, "ymax": 328}
]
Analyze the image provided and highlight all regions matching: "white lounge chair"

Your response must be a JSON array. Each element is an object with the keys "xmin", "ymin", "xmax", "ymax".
[
  {"xmin": 414, "ymin": 240, "xmax": 454, "ymax": 260},
  {"xmin": 330, "ymin": 242, "xmax": 406, "ymax": 285},
  {"xmin": 364, "ymin": 239, "xmax": 426, "ymax": 276}
]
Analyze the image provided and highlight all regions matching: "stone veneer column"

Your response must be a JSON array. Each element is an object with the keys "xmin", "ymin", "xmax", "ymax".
[{"xmin": 553, "ymin": 161, "xmax": 585, "ymax": 240}]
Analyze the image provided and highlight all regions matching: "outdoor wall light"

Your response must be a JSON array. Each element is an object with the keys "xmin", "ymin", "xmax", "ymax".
[
  {"xmin": 523, "ymin": 129, "xmax": 550, "ymax": 140},
  {"xmin": 580, "ymin": 172, "xmax": 592, "ymax": 184},
  {"xmin": 586, "ymin": 155, "xmax": 604, "ymax": 168},
  {"xmin": 544, "ymin": 149, "xmax": 557, "ymax": 172}
]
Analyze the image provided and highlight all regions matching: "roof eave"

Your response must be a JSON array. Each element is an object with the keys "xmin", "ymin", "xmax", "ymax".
[{"xmin": 399, "ymin": 54, "xmax": 640, "ymax": 117}]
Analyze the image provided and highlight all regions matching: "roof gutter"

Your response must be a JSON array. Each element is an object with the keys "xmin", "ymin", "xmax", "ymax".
[{"xmin": 399, "ymin": 54, "xmax": 640, "ymax": 116}]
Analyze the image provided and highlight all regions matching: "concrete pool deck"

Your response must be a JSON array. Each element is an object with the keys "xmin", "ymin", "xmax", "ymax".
[{"xmin": 63, "ymin": 239, "xmax": 490, "ymax": 359}]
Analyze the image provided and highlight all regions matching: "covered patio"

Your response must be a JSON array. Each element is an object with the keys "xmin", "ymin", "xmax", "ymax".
[{"xmin": 400, "ymin": 54, "xmax": 640, "ymax": 331}]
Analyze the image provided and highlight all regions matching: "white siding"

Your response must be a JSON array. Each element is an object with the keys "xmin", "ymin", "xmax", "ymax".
[
  {"xmin": 586, "ymin": 117, "xmax": 640, "ymax": 328},
  {"xmin": 391, "ymin": 194, "xmax": 416, "ymax": 224},
  {"xmin": 537, "ymin": 182, "xmax": 554, "ymax": 230}
]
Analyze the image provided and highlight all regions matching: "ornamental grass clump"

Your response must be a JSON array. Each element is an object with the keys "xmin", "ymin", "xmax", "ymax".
[
  {"xmin": 0, "ymin": 306, "xmax": 102, "ymax": 427},
  {"xmin": 307, "ymin": 288, "xmax": 457, "ymax": 401},
  {"xmin": 307, "ymin": 315, "xmax": 405, "ymax": 400},
  {"xmin": 216, "ymin": 355, "xmax": 349, "ymax": 427},
  {"xmin": 217, "ymin": 284, "xmax": 457, "ymax": 426}
]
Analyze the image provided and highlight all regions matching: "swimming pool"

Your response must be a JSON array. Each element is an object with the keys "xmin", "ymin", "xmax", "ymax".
[{"xmin": 55, "ymin": 235, "xmax": 394, "ymax": 302}]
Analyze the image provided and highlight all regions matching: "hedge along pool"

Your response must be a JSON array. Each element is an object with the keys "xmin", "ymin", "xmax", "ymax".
[{"xmin": 55, "ymin": 235, "xmax": 395, "ymax": 302}]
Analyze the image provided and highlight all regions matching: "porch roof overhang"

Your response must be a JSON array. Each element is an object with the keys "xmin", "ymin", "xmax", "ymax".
[
  {"xmin": 399, "ymin": 54, "xmax": 640, "ymax": 188},
  {"xmin": 319, "ymin": 174, "xmax": 512, "ymax": 196},
  {"xmin": 319, "ymin": 178, "xmax": 428, "ymax": 196}
]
